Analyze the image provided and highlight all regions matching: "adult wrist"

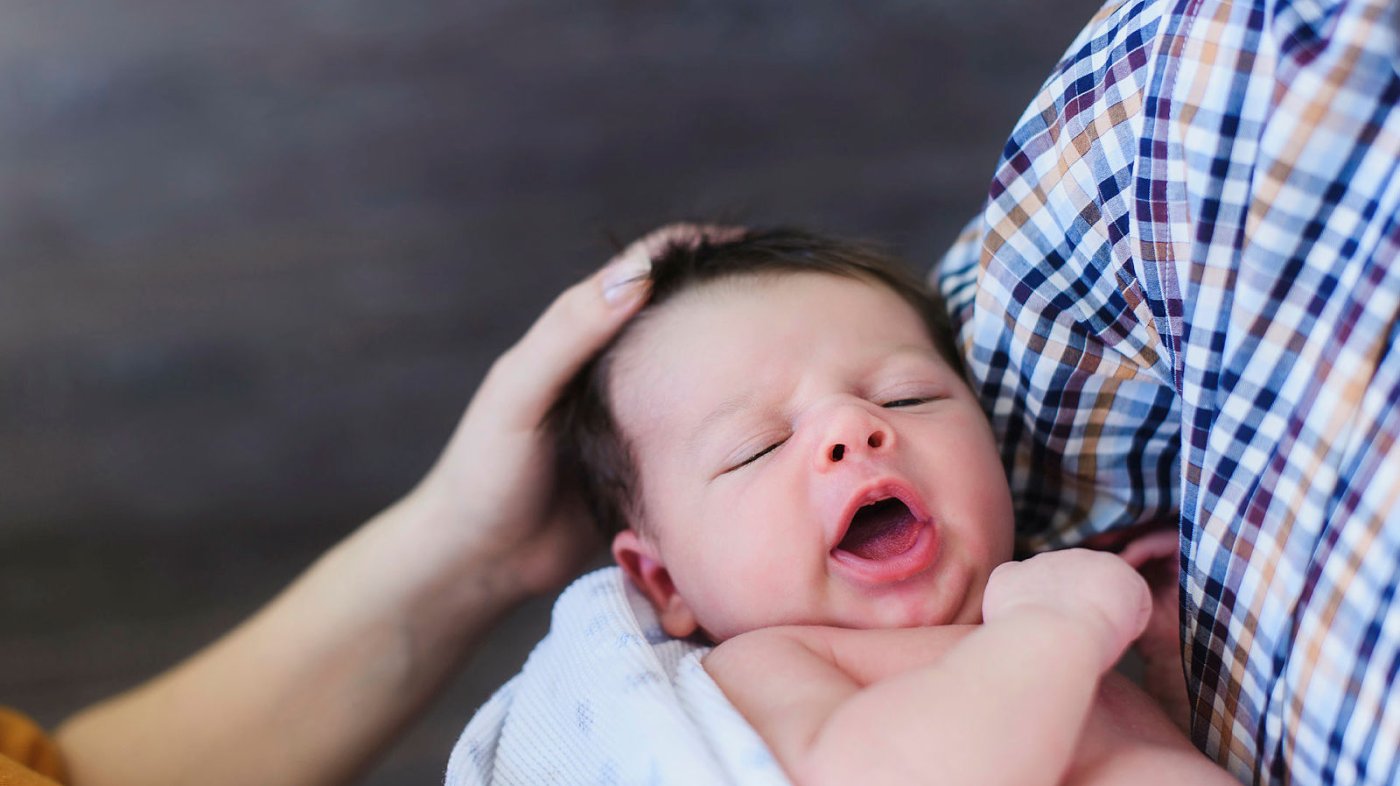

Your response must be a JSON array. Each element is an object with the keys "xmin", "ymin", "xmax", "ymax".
[{"xmin": 362, "ymin": 484, "xmax": 533, "ymax": 610}]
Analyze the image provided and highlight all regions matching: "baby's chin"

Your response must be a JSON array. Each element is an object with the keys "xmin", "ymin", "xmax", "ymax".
[
  {"xmin": 696, "ymin": 584, "xmax": 985, "ymax": 641},
  {"xmin": 846, "ymin": 605, "xmax": 960, "ymax": 630},
  {"xmin": 839, "ymin": 579, "xmax": 983, "ymax": 629}
]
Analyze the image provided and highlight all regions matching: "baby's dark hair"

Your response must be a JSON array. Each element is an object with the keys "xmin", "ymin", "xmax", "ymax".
[{"xmin": 549, "ymin": 228, "xmax": 964, "ymax": 538}]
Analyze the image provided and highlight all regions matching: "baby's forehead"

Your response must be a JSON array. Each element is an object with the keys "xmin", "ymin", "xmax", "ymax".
[
  {"xmin": 625, "ymin": 270, "xmax": 935, "ymax": 357},
  {"xmin": 610, "ymin": 272, "xmax": 856, "ymax": 379},
  {"xmin": 607, "ymin": 272, "xmax": 944, "ymax": 430}
]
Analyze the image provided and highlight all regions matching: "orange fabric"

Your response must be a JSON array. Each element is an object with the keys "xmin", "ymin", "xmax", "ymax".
[{"xmin": 0, "ymin": 709, "xmax": 67, "ymax": 786}]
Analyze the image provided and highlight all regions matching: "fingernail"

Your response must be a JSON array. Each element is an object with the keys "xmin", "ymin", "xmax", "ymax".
[{"xmin": 600, "ymin": 256, "xmax": 651, "ymax": 306}]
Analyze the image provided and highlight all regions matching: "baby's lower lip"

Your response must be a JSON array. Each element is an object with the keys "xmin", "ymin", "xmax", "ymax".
[{"xmin": 829, "ymin": 519, "xmax": 939, "ymax": 585}]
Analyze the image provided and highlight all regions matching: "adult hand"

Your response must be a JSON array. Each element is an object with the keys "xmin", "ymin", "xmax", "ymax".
[{"xmin": 400, "ymin": 223, "xmax": 741, "ymax": 599}]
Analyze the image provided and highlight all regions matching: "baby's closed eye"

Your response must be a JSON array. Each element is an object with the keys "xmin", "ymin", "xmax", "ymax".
[{"xmin": 725, "ymin": 438, "xmax": 788, "ymax": 473}]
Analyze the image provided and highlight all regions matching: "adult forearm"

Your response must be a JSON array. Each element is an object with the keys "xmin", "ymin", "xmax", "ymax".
[{"xmin": 55, "ymin": 491, "xmax": 526, "ymax": 786}]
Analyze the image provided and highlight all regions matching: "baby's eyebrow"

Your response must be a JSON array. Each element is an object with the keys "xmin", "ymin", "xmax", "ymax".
[{"xmin": 686, "ymin": 394, "xmax": 754, "ymax": 455}]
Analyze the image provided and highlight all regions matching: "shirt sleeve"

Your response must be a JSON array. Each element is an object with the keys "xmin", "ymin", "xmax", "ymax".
[
  {"xmin": 0, "ymin": 708, "xmax": 68, "ymax": 785},
  {"xmin": 937, "ymin": 0, "xmax": 1400, "ymax": 781},
  {"xmin": 935, "ymin": 0, "xmax": 1183, "ymax": 554}
]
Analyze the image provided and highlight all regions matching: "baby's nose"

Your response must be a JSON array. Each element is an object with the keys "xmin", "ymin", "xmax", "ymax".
[{"xmin": 814, "ymin": 406, "xmax": 893, "ymax": 470}]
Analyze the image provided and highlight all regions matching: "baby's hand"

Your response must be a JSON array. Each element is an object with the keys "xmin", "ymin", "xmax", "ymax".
[{"xmin": 982, "ymin": 549, "xmax": 1151, "ymax": 670}]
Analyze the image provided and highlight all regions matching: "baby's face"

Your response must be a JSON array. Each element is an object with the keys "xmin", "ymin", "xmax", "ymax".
[{"xmin": 610, "ymin": 273, "xmax": 1014, "ymax": 642}]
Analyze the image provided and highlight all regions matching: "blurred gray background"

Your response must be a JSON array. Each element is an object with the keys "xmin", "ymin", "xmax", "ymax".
[{"xmin": 2, "ymin": 1, "xmax": 1100, "ymax": 782}]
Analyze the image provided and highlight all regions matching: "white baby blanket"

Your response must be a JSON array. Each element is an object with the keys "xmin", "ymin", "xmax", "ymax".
[{"xmin": 446, "ymin": 567, "xmax": 790, "ymax": 785}]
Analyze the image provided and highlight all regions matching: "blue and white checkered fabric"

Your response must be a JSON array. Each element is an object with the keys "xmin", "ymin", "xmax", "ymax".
[{"xmin": 936, "ymin": 0, "xmax": 1400, "ymax": 781}]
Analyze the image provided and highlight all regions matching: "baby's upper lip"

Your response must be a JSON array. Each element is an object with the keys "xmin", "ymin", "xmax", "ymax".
[{"xmin": 828, "ymin": 477, "xmax": 931, "ymax": 552}]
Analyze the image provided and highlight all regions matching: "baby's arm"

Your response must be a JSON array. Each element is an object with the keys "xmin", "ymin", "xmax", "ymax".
[
  {"xmin": 704, "ymin": 623, "xmax": 974, "ymax": 773},
  {"xmin": 705, "ymin": 550, "xmax": 1151, "ymax": 786}
]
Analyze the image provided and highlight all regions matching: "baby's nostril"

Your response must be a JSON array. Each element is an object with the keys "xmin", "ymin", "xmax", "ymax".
[
  {"xmin": 868, "ymin": 432, "xmax": 884, "ymax": 449},
  {"xmin": 830, "ymin": 444, "xmax": 846, "ymax": 462}
]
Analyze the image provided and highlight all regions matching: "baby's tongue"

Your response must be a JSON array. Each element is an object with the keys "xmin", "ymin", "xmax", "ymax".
[{"xmin": 838, "ymin": 499, "xmax": 920, "ymax": 560}]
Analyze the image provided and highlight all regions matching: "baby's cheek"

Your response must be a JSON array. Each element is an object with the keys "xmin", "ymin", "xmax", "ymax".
[
  {"xmin": 709, "ymin": 546, "xmax": 805, "ymax": 622},
  {"xmin": 965, "ymin": 470, "xmax": 1015, "ymax": 560}
]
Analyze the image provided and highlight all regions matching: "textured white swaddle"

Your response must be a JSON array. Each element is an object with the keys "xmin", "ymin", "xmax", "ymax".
[{"xmin": 446, "ymin": 567, "xmax": 789, "ymax": 785}]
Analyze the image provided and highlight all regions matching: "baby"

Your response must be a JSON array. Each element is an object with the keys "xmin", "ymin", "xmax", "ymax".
[{"xmin": 550, "ymin": 229, "xmax": 1230, "ymax": 785}]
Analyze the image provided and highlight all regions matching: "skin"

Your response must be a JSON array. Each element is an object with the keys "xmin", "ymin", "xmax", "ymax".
[
  {"xmin": 611, "ymin": 273, "xmax": 1015, "ymax": 641},
  {"xmin": 606, "ymin": 272, "xmax": 1232, "ymax": 785},
  {"xmin": 49, "ymin": 225, "xmax": 716, "ymax": 786}
]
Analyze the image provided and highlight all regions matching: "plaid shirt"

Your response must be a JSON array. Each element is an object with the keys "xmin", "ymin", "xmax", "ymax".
[{"xmin": 936, "ymin": 0, "xmax": 1400, "ymax": 781}]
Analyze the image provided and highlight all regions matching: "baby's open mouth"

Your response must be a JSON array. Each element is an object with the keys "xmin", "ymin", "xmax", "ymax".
[{"xmin": 834, "ymin": 497, "xmax": 922, "ymax": 561}]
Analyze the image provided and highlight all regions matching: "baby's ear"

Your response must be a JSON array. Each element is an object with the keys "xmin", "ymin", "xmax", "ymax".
[{"xmin": 612, "ymin": 529, "xmax": 699, "ymax": 639}]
